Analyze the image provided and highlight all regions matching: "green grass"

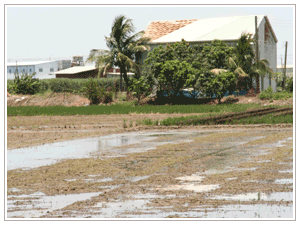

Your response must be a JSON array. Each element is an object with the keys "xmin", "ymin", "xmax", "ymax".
[
  {"xmin": 138, "ymin": 108, "xmax": 293, "ymax": 126},
  {"xmin": 7, "ymin": 103, "xmax": 261, "ymax": 116},
  {"xmin": 227, "ymin": 112, "xmax": 293, "ymax": 124},
  {"xmin": 258, "ymin": 86, "xmax": 293, "ymax": 100}
]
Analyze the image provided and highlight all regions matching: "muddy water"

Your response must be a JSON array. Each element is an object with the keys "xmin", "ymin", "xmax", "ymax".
[
  {"xmin": 7, "ymin": 130, "xmax": 201, "ymax": 170},
  {"xmin": 7, "ymin": 128, "xmax": 294, "ymax": 218}
]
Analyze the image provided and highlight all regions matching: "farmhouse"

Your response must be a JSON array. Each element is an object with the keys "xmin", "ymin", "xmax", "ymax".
[{"xmin": 142, "ymin": 15, "xmax": 277, "ymax": 93}]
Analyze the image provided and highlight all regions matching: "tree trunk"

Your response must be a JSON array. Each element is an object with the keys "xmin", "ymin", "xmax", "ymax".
[
  {"xmin": 119, "ymin": 73, "xmax": 123, "ymax": 92},
  {"xmin": 256, "ymin": 74, "xmax": 260, "ymax": 94},
  {"xmin": 120, "ymin": 65, "xmax": 130, "ymax": 92}
]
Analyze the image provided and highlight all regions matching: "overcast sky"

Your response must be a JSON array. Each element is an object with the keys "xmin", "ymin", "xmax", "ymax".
[{"xmin": 6, "ymin": 5, "xmax": 294, "ymax": 65}]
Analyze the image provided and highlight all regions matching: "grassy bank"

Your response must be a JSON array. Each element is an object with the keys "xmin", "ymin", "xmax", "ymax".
[{"xmin": 7, "ymin": 103, "xmax": 263, "ymax": 116}]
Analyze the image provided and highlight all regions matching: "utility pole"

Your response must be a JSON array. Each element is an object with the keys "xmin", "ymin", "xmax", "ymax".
[
  {"xmin": 255, "ymin": 16, "xmax": 260, "ymax": 93},
  {"xmin": 283, "ymin": 41, "xmax": 288, "ymax": 89}
]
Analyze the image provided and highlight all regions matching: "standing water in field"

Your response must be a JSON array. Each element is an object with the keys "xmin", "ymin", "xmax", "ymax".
[{"xmin": 7, "ymin": 130, "xmax": 201, "ymax": 170}]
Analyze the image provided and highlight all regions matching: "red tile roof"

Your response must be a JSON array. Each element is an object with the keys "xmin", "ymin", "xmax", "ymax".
[{"xmin": 143, "ymin": 19, "xmax": 198, "ymax": 41}]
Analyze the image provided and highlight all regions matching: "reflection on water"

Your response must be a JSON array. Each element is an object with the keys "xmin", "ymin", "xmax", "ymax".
[{"xmin": 7, "ymin": 130, "xmax": 203, "ymax": 170}]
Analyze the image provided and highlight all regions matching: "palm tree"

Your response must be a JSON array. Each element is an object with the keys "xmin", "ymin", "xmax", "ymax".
[
  {"xmin": 228, "ymin": 33, "xmax": 274, "ymax": 94},
  {"xmin": 86, "ymin": 15, "xmax": 150, "ymax": 90}
]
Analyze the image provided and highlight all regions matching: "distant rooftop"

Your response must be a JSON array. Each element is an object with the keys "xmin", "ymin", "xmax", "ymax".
[
  {"xmin": 7, "ymin": 60, "xmax": 58, "ymax": 67},
  {"xmin": 50, "ymin": 66, "xmax": 96, "ymax": 75}
]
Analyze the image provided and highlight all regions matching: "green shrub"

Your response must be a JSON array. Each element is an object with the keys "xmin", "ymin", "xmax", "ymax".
[
  {"xmin": 102, "ymin": 87, "xmax": 114, "ymax": 104},
  {"xmin": 81, "ymin": 79, "xmax": 115, "ymax": 105},
  {"xmin": 259, "ymin": 86, "xmax": 292, "ymax": 100},
  {"xmin": 273, "ymin": 91, "xmax": 293, "ymax": 100},
  {"xmin": 128, "ymin": 76, "xmax": 151, "ymax": 105},
  {"xmin": 81, "ymin": 78, "xmax": 104, "ymax": 105},
  {"xmin": 12, "ymin": 72, "xmax": 41, "ymax": 95},
  {"xmin": 258, "ymin": 86, "xmax": 274, "ymax": 100},
  {"xmin": 285, "ymin": 77, "xmax": 293, "ymax": 93},
  {"xmin": 47, "ymin": 78, "xmax": 82, "ymax": 93}
]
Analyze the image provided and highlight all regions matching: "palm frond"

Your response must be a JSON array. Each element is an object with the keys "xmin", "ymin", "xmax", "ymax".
[{"xmin": 234, "ymin": 67, "xmax": 248, "ymax": 77}]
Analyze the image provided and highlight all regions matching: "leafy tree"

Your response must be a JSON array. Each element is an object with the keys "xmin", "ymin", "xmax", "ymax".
[
  {"xmin": 86, "ymin": 15, "xmax": 150, "ymax": 89},
  {"xmin": 200, "ymin": 40, "xmax": 234, "ymax": 70},
  {"xmin": 228, "ymin": 33, "xmax": 274, "ymax": 93},
  {"xmin": 143, "ymin": 39, "xmax": 237, "ymax": 101},
  {"xmin": 143, "ymin": 39, "xmax": 194, "ymax": 76},
  {"xmin": 153, "ymin": 60, "xmax": 195, "ymax": 98}
]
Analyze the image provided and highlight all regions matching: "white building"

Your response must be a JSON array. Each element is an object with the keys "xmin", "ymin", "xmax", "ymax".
[
  {"xmin": 7, "ymin": 60, "xmax": 59, "ymax": 80},
  {"xmin": 143, "ymin": 15, "xmax": 278, "ymax": 93}
]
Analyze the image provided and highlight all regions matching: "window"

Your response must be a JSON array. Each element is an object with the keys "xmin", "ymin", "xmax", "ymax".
[
  {"xmin": 29, "ymin": 69, "xmax": 32, "ymax": 72},
  {"xmin": 9, "ymin": 69, "xmax": 11, "ymax": 73},
  {"xmin": 50, "ymin": 68, "xmax": 54, "ymax": 72},
  {"xmin": 23, "ymin": 69, "xmax": 25, "ymax": 72},
  {"xmin": 39, "ymin": 68, "xmax": 43, "ymax": 72}
]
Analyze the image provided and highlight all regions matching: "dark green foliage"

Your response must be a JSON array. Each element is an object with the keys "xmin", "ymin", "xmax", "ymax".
[
  {"xmin": 285, "ymin": 77, "xmax": 293, "ymax": 92},
  {"xmin": 196, "ymin": 71, "xmax": 237, "ymax": 103},
  {"xmin": 153, "ymin": 60, "xmax": 195, "ymax": 97},
  {"xmin": 232, "ymin": 34, "xmax": 255, "ymax": 75},
  {"xmin": 11, "ymin": 72, "xmax": 41, "ymax": 95},
  {"xmin": 200, "ymin": 40, "xmax": 234, "ymax": 69},
  {"xmin": 143, "ymin": 39, "xmax": 236, "ymax": 100}
]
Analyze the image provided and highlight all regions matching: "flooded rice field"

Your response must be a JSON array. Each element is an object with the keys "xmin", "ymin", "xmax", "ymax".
[{"xmin": 6, "ymin": 127, "xmax": 294, "ymax": 219}]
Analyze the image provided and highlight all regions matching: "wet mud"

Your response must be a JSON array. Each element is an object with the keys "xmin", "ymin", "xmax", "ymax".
[{"xmin": 7, "ymin": 127, "xmax": 293, "ymax": 218}]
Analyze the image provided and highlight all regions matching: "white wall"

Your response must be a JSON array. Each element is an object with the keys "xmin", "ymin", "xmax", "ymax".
[
  {"xmin": 34, "ymin": 61, "xmax": 58, "ymax": 79},
  {"xmin": 7, "ymin": 61, "xmax": 59, "ymax": 80},
  {"xmin": 258, "ymin": 17, "xmax": 277, "ymax": 92},
  {"xmin": 7, "ymin": 65, "xmax": 35, "ymax": 80}
]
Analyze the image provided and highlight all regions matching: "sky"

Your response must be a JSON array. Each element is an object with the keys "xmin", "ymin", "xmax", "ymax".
[{"xmin": 6, "ymin": 4, "xmax": 294, "ymax": 65}]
